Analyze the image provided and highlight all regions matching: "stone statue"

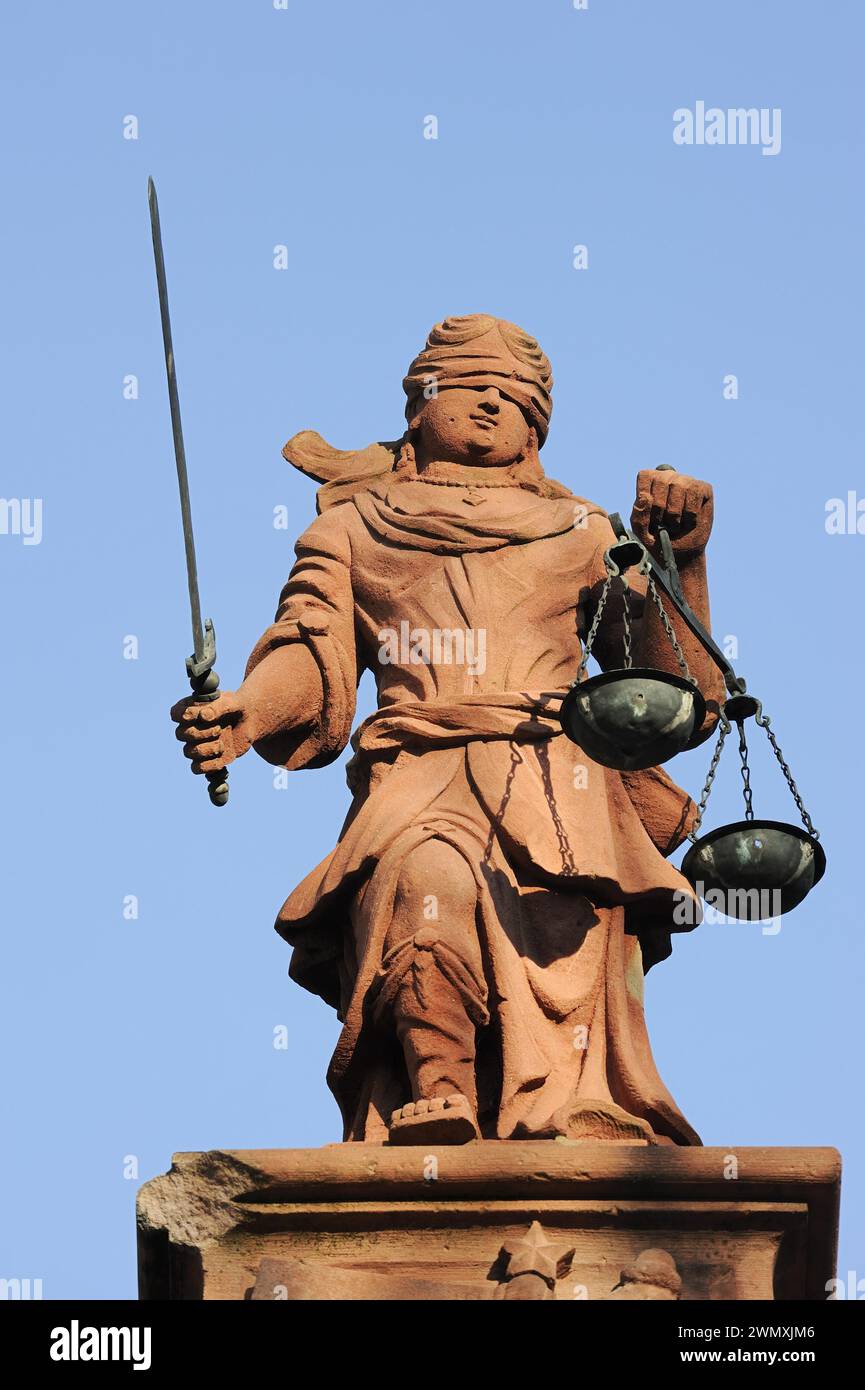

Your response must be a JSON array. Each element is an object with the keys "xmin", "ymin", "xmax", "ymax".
[{"xmin": 171, "ymin": 314, "xmax": 724, "ymax": 1148}]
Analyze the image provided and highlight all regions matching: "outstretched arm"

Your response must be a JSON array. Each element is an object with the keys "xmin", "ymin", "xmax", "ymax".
[
  {"xmin": 171, "ymin": 506, "xmax": 358, "ymax": 780},
  {"xmin": 171, "ymin": 643, "xmax": 323, "ymax": 776}
]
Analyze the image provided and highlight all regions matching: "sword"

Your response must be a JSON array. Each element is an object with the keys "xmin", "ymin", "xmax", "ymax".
[{"xmin": 148, "ymin": 176, "xmax": 229, "ymax": 807}]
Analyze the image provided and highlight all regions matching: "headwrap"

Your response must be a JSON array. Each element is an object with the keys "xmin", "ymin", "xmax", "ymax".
[{"xmin": 402, "ymin": 314, "xmax": 554, "ymax": 445}]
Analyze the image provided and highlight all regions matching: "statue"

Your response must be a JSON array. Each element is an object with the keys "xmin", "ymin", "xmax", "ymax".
[{"xmin": 171, "ymin": 314, "xmax": 725, "ymax": 1148}]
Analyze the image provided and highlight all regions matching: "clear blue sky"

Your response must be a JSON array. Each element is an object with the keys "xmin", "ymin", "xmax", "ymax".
[{"xmin": 1, "ymin": 0, "xmax": 862, "ymax": 1298}]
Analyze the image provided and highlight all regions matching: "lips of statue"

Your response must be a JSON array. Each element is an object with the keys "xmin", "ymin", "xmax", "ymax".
[{"xmin": 411, "ymin": 386, "xmax": 533, "ymax": 468}]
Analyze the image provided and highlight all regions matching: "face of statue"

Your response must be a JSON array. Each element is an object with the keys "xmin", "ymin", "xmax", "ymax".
[{"xmin": 410, "ymin": 385, "xmax": 534, "ymax": 468}]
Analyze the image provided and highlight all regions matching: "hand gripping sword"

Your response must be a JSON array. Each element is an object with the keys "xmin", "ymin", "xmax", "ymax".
[{"xmin": 148, "ymin": 177, "xmax": 229, "ymax": 807}]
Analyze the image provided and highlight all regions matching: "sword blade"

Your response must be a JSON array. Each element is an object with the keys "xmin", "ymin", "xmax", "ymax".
[{"xmin": 147, "ymin": 176, "xmax": 206, "ymax": 662}]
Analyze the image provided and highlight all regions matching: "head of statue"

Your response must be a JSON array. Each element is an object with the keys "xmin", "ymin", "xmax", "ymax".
[{"xmin": 402, "ymin": 315, "xmax": 553, "ymax": 473}]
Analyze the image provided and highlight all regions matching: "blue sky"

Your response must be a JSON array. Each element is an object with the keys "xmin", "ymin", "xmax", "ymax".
[{"xmin": 1, "ymin": 0, "xmax": 862, "ymax": 1298}]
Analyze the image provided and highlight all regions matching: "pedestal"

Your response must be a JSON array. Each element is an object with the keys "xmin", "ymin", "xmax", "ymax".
[{"xmin": 137, "ymin": 1143, "xmax": 840, "ymax": 1301}]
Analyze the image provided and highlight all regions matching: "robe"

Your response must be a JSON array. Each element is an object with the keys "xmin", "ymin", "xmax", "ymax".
[{"xmin": 246, "ymin": 473, "xmax": 702, "ymax": 1145}]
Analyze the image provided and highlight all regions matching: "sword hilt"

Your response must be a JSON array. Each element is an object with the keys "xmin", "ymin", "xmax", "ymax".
[{"xmin": 187, "ymin": 619, "xmax": 229, "ymax": 808}]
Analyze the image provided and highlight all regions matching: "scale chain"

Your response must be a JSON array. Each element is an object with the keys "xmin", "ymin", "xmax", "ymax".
[
  {"xmin": 576, "ymin": 562, "xmax": 693, "ymax": 684},
  {"xmin": 737, "ymin": 722, "xmax": 755, "ymax": 821},
  {"xmin": 575, "ymin": 570, "xmax": 614, "ymax": 682},
  {"xmin": 645, "ymin": 572, "xmax": 691, "ymax": 680},
  {"xmin": 621, "ymin": 576, "xmax": 633, "ymax": 670},
  {"xmin": 689, "ymin": 719, "xmax": 728, "ymax": 840},
  {"xmin": 756, "ymin": 712, "xmax": 819, "ymax": 838}
]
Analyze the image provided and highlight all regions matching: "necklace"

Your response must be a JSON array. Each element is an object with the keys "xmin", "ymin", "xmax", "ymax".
[{"xmin": 412, "ymin": 474, "xmax": 526, "ymax": 489}]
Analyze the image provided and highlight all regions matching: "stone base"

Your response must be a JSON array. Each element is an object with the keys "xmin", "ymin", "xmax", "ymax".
[{"xmin": 137, "ymin": 1143, "xmax": 840, "ymax": 1301}]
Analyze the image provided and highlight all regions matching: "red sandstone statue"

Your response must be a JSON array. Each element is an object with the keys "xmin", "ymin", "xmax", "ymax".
[{"xmin": 171, "ymin": 315, "xmax": 724, "ymax": 1148}]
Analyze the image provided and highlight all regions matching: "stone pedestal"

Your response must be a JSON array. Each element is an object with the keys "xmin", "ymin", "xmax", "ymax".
[{"xmin": 137, "ymin": 1143, "xmax": 840, "ymax": 1301}]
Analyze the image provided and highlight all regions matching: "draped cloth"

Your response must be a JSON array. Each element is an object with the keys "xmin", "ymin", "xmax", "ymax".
[{"xmin": 246, "ymin": 471, "xmax": 703, "ymax": 1146}]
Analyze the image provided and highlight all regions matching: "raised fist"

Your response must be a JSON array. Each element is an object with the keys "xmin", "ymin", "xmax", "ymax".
[{"xmin": 631, "ymin": 469, "xmax": 714, "ymax": 561}]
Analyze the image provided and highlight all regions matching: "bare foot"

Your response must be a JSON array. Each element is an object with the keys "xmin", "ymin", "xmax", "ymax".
[{"xmin": 388, "ymin": 1094, "xmax": 480, "ymax": 1146}]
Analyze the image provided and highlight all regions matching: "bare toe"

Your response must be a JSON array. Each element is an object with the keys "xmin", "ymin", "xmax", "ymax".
[{"xmin": 389, "ymin": 1091, "xmax": 479, "ymax": 1146}]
